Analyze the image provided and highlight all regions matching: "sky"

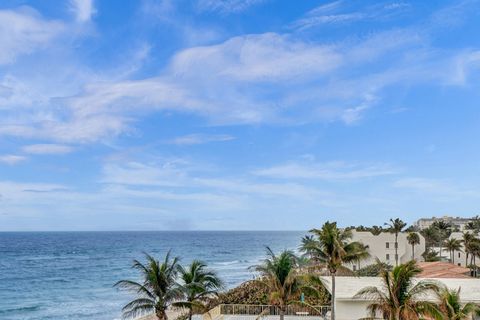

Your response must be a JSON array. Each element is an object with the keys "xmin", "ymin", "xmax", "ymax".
[{"xmin": 0, "ymin": 0, "xmax": 480, "ymax": 231}]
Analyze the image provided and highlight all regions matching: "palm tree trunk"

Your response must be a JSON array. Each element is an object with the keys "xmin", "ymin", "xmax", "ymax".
[
  {"xmin": 189, "ymin": 309, "xmax": 193, "ymax": 320},
  {"xmin": 452, "ymin": 250, "xmax": 455, "ymax": 264},
  {"xmin": 331, "ymin": 272, "xmax": 336, "ymax": 320},
  {"xmin": 411, "ymin": 244, "xmax": 414, "ymax": 260},
  {"xmin": 156, "ymin": 310, "xmax": 168, "ymax": 320},
  {"xmin": 279, "ymin": 307, "xmax": 284, "ymax": 320},
  {"xmin": 466, "ymin": 253, "xmax": 469, "ymax": 267}
]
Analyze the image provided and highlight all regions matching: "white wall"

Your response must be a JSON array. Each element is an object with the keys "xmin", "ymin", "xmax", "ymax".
[{"xmin": 349, "ymin": 231, "xmax": 425, "ymax": 269}]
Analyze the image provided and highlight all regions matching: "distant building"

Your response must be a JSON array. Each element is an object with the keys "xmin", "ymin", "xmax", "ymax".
[
  {"xmin": 349, "ymin": 231, "xmax": 426, "ymax": 270},
  {"xmin": 415, "ymin": 215, "xmax": 473, "ymax": 231}
]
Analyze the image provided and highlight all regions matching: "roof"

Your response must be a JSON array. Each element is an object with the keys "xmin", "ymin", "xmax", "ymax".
[
  {"xmin": 320, "ymin": 276, "xmax": 480, "ymax": 303},
  {"xmin": 417, "ymin": 262, "xmax": 471, "ymax": 278}
]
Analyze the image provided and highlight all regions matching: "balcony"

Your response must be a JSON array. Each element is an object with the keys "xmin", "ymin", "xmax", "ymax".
[{"xmin": 203, "ymin": 304, "xmax": 331, "ymax": 320}]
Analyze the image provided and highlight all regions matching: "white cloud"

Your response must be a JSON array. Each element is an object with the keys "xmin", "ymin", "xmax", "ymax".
[
  {"xmin": 0, "ymin": 155, "xmax": 27, "ymax": 165},
  {"xmin": 394, "ymin": 177, "xmax": 479, "ymax": 199},
  {"xmin": 0, "ymin": 7, "xmax": 64, "ymax": 65},
  {"xmin": 197, "ymin": 0, "xmax": 266, "ymax": 13},
  {"xmin": 254, "ymin": 160, "xmax": 397, "ymax": 180},
  {"xmin": 167, "ymin": 134, "xmax": 234, "ymax": 145},
  {"xmin": 22, "ymin": 144, "xmax": 74, "ymax": 155},
  {"xmin": 70, "ymin": 0, "xmax": 96, "ymax": 22}
]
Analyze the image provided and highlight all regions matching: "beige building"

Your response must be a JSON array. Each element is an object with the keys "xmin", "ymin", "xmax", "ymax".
[
  {"xmin": 415, "ymin": 216, "xmax": 473, "ymax": 231},
  {"xmin": 349, "ymin": 231, "xmax": 425, "ymax": 269}
]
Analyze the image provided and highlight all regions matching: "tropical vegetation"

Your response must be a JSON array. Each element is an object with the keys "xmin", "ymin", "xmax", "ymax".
[
  {"xmin": 300, "ymin": 221, "xmax": 370, "ymax": 320},
  {"xmin": 436, "ymin": 286, "xmax": 480, "ymax": 320},
  {"xmin": 355, "ymin": 260, "xmax": 442, "ymax": 320},
  {"xmin": 385, "ymin": 218, "xmax": 407, "ymax": 266}
]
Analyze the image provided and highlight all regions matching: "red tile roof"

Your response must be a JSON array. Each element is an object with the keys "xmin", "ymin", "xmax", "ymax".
[{"xmin": 417, "ymin": 261, "xmax": 471, "ymax": 278}]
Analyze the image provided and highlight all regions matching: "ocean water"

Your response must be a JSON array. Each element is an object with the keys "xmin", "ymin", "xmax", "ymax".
[{"xmin": 0, "ymin": 231, "xmax": 305, "ymax": 320}]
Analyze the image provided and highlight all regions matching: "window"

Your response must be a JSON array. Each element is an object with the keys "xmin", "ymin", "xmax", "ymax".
[
  {"xmin": 458, "ymin": 263, "xmax": 461, "ymax": 267},
  {"xmin": 386, "ymin": 254, "xmax": 390, "ymax": 260},
  {"xmin": 458, "ymin": 252, "xmax": 461, "ymax": 258},
  {"xmin": 386, "ymin": 242, "xmax": 389, "ymax": 248},
  {"xmin": 353, "ymin": 265, "xmax": 357, "ymax": 271}
]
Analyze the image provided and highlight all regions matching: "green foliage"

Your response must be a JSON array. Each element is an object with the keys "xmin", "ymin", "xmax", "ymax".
[
  {"xmin": 114, "ymin": 252, "xmax": 182, "ymax": 320},
  {"xmin": 436, "ymin": 287, "xmax": 480, "ymax": 320},
  {"xmin": 356, "ymin": 261, "xmax": 442, "ymax": 320},
  {"xmin": 355, "ymin": 262, "xmax": 392, "ymax": 277},
  {"xmin": 422, "ymin": 248, "xmax": 441, "ymax": 262}
]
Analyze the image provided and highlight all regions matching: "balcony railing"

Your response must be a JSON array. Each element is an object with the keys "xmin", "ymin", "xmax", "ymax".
[{"xmin": 203, "ymin": 304, "xmax": 331, "ymax": 320}]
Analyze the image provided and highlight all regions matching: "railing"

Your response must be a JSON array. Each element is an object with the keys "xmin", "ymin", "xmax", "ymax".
[{"xmin": 204, "ymin": 304, "xmax": 331, "ymax": 320}]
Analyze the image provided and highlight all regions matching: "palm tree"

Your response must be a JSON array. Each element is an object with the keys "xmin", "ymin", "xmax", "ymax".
[
  {"xmin": 436, "ymin": 286, "xmax": 479, "ymax": 320},
  {"xmin": 385, "ymin": 218, "xmax": 407, "ymax": 266},
  {"xmin": 355, "ymin": 260, "xmax": 442, "ymax": 320},
  {"xmin": 432, "ymin": 220, "xmax": 453, "ymax": 259},
  {"xmin": 174, "ymin": 260, "xmax": 223, "ymax": 320},
  {"xmin": 252, "ymin": 248, "xmax": 302, "ymax": 320},
  {"xmin": 115, "ymin": 252, "xmax": 182, "ymax": 320},
  {"xmin": 300, "ymin": 221, "xmax": 370, "ymax": 320},
  {"xmin": 407, "ymin": 232, "xmax": 420, "ymax": 260},
  {"xmin": 462, "ymin": 232, "xmax": 476, "ymax": 267},
  {"xmin": 444, "ymin": 238, "xmax": 462, "ymax": 264}
]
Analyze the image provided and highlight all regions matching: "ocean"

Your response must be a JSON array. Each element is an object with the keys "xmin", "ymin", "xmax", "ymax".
[{"xmin": 0, "ymin": 231, "xmax": 305, "ymax": 320}]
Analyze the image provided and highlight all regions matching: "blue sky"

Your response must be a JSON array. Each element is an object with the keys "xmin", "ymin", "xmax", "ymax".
[{"xmin": 0, "ymin": 0, "xmax": 480, "ymax": 231}]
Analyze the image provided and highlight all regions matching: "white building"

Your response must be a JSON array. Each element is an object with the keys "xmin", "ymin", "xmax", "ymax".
[
  {"xmin": 349, "ymin": 231, "xmax": 425, "ymax": 269},
  {"xmin": 415, "ymin": 216, "xmax": 473, "ymax": 231},
  {"xmin": 322, "ymin": 276, "xmax": 480, "ymax": 320}
]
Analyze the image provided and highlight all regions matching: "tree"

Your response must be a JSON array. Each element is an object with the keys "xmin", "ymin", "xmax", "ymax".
[
  {"xmin": 174, "ymin": 260, "xmax": 223, "ymax": 320},
  {"xmin": 355, "ymin": 260, "xmax": 442, "ymax": 320},
  {"xmin": 300, "ymin": 221, "xmax": 370, "ymax": 320},
  {"xmin": 432, "ymin": 220, "xmax": 453, "ymax": 259},
  {"xmin": 252, "ymin": 248, "xmax": 302, "ymax": 320},
  {"xmin": 115, "ymin": 252, "xmax": 182, "ymax": 320},
  {"xmin": 444, "ymin": 238, "xmax": 462, "ymax": 264},
  {"xmin": 462, "ymin": 232, "xmax": 477, "ymax": 267},
  {"xmin": 436, "ymin": 286, "xmax": 479, "ymax": 320},
  {"xmin": 385, "ymin": 218, "xmax": 407, "ymax": 266},
  {"xmin": 407, "ymin": 232, "xmax": 420, "ymax": 260}
]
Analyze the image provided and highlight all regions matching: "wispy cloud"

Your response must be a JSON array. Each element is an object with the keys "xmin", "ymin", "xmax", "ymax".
[
  {"xmin": 394, "ymin": 177, "xmax": 479, "ymax": 199},
  {"xmin": 254, "ymin": 160, "xmax": 397, "ymax": 180},
  {"xmin": 166, "ymin": 134, "xmax": 235, "ymax": 145},
  {"xmin": 70, "ymin": 0, "xmax": 96, "ymax": 22},
  {"xmin": 22, "ymin": 144, "xmax": 74, "ymax": 155},
  {"xmin": 0, "ymin": 155, "xmax": 27, "ymax": 165},
  {"xmin": 0, "ymin": 7, "xmax": 64, "ymax": 65},
  {"xmin": 197, "ymin": 0, "xmax": 266, "ymax": 14}
]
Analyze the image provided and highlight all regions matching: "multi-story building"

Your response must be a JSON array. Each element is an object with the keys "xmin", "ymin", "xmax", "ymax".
[
  {"xmin": 415, "ymin": 216, "xmax": 473, "ymax": 231},
  {"xmin": 349, "ymin": 230, "xmax": 426, "ymax": 270}
]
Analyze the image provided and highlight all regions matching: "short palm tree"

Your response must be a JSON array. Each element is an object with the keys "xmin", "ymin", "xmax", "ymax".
[
  {"xmin": 173, "ymin": 260, "xmax": 223, "ymax": 320},
  {"xmin": 115, "ymin": 252, "xmax": 182, "ymax": 320},
  {"xmin": 444, "ymin": 238, "xmax": 462, "ymax": 264},
  {"xmin": 300, "ymin": 221, "xmax": 370, "ymax": 320},
  {"xmin": 355, "ymin": 260, "xmax": 442, "ymax": 320},
  {"xmin": 252, "ymin": 248, "xmax": 301, "ymax": 320},
  {"xmin": 385, "ymin": 218, "xmax": 407, "ymax": 266},
  {"xmin": 436, "ymin": 286, "xmax": 479, "ymax": 320},
  {"xmin": 407, "ymin": 232, "xmax": 420, "ymax": 260}
]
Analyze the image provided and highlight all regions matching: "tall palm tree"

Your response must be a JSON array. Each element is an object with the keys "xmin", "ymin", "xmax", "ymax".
[
  {"xmin": 444, "ymin": 238, "xmax": 462, "ymax": 264},
  {"xmin": 432, "ymin": 220, "xmax": 453, "ymax": 259},
  {"xmin": 115, "ymin": 252, "xmax": 182, "ymax": 320},
  {"xmin": 462, "ymin": 232, "xmax": 476, "ymax": 267},
  {"xmin": 436, "ymin": 286, "xmax": 479, "ymax": 320},
  {"xmin": 174, "ymin": 260, "xmax": 223, "ymax": 320},
  {"xmin": 355, "ymin": 260, "xmax": 442, "ymax": 320},
  {"xmin": 252, "ymin": 248, "xmax": 302, "ymax": 320},
  {"xmin": 406, "ymin": 232, "xmax": 420, "ymax": 260},
  {"xmin": 300, "ymin": 221, "xmax": 370, "ymax": 320},
  {"xmin": 385, "ymin": 218, "xmax": 407, "ymax": 266}
]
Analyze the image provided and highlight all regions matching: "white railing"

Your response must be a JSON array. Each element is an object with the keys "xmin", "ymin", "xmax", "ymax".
[{"xmin": 204, "ymin": 304, "xmax": 331, "ymax": 320}]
